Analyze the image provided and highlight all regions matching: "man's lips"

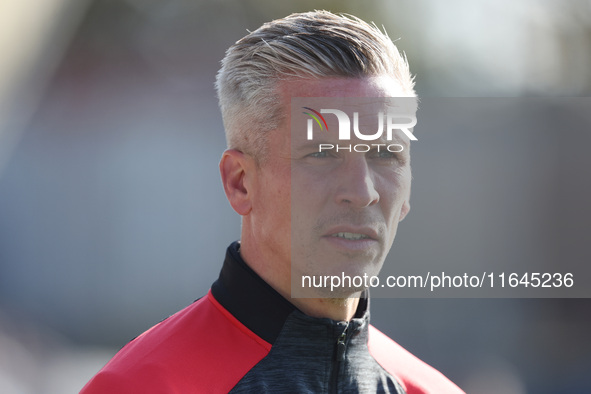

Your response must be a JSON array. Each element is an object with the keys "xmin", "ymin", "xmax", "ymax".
[{"xmin": 323, "ymin": 226, "xmax": 379, "ymax": 241}]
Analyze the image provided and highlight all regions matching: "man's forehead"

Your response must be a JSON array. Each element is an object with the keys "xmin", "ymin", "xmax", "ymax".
[
  {"xmin": 272, "ymin": 77, "xmax": 418, "ymax": 150},
  {"xmin": 287, "ymin": 94, "xmax": 417, "ymax": 147}
]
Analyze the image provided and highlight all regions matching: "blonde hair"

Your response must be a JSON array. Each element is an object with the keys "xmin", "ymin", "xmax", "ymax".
[{"xmin": 215, "ymin": 10, "xmax": 415, "ymax": 161}]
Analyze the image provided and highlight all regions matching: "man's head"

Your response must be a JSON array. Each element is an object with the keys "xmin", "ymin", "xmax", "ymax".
[
  {"xmin": 215, "ymin": 10, "xmax": 415, "ymax": 162},
  {"xmin": 218, "ymin": 11, "xmax": 416, "ymax": 300}
]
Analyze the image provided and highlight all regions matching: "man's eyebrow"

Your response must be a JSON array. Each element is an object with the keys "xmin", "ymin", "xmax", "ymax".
[
  {"xmin": 366, "ymin": 135, "xmax": 411, "ymax": 148},
  {"xmin": 292, "ymin": 141, "xmax": 327, "ymax": 152},
  {"xmin": 391, "ymin": 136, "xmax": 411, "ymax": 149}
]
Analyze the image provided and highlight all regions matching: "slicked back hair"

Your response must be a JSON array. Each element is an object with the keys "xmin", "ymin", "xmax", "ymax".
[{"xmin": 215, "ymin": 10, "xmax": 415, "ymax": 162}]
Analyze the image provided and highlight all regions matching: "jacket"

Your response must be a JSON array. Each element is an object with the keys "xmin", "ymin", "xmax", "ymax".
[{"xmin": 81, "ymin": 242, "xmax": 464, "ymax": 393}]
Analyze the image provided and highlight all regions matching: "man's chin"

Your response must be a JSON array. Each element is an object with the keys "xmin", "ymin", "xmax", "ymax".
[
  {"xmin": 290, "ymin": 254, "xmax": 384, "ymax": 297},
  {"xmin": 291, "ymin": 270, "xmax": 377, "ymax": 299},
  {"xmin": 294, "ymin": 284, "xmax": 366, "ymax": 299}
]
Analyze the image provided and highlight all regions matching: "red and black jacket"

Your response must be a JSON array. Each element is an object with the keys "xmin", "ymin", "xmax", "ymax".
[{"xmin": 81, "ymin": 242, "xmax": 464, "ymax": 393}]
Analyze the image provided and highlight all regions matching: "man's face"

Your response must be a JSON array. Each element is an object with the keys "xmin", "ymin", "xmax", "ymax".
[{"xmin": 249, "ymin": 76, "xmax": 414, "ymax": 297}]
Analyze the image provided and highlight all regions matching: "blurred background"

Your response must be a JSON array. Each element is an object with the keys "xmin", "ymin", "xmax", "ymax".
[{"xmin": 0, "ymin": 0, "xmax": 590, "ymax": 392}]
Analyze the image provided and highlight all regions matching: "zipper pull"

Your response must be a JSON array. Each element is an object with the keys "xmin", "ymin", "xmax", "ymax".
[{"xmin": 335, "ymin": 324, "xmax": 348, "ymax": 361}]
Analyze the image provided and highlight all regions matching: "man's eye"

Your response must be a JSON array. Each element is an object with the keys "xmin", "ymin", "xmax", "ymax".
[
  {"xmin": 371, "ymin": 150, "xmax": 397, "ymax": 159},
  {"xmin": 307, "ymin": 151, "xmax": 329, "ymax": 158}
]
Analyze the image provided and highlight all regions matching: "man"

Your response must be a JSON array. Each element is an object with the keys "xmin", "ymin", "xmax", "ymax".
[{"xmin": 82, "ymin": 11, "xmax": 464, "ymax": 393}]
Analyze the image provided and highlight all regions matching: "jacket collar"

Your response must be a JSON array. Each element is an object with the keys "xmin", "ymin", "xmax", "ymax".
[{"xmin": 211, "ymin": 241, "xmax": 369, "ymax": 345}]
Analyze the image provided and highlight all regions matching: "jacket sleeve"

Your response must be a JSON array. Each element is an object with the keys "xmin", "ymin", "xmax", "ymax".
[
  {"xmin": 368, "ymin": 325, "xmax": 465, "ymax": 394},
  {"xmin": 80, "ymin": 292, "xmax": 271, "ymax": 394}
]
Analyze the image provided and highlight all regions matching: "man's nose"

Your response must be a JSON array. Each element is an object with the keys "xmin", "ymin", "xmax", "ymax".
[{"xmin": 334, "ymin": 157, "xmax": 379, "ymax": 208}]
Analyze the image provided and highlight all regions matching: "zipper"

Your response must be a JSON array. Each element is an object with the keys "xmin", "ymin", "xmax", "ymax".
[{"xmin": 329, "ymin": 322, "xmax": 349, "ymax": 394}]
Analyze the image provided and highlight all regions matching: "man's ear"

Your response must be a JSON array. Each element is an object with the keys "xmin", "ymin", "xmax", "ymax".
[
  {"xmin": 219, "ymin": 149, "xmax": 253, "ymax": 216},
  {"xmin": 399, "ymin": 201, "xmax": 410, "ymax": 222}
]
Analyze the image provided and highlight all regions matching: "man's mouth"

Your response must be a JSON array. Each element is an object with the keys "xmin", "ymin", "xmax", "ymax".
[{"xmin": 330, "ymin": 232, "xmax": 371, "ymax": 240}]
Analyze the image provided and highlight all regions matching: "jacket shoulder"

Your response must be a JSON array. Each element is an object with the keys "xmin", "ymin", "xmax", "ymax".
[
  {"xmin": 368, "ymin": 325, "xmax": 464, "ymax": 394},
  {"xmin": 81, "ymin": 291, "xmax": 271, "ymax": 394}
]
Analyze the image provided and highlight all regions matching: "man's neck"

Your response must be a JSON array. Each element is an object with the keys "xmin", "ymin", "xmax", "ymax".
[
  {"xmin": 289, "ymin": 296, "xmax": 361, "ymax": 322},
  {"xmin": 239, "ymin": 239, "xmax": 361, "ymax": 322}
]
